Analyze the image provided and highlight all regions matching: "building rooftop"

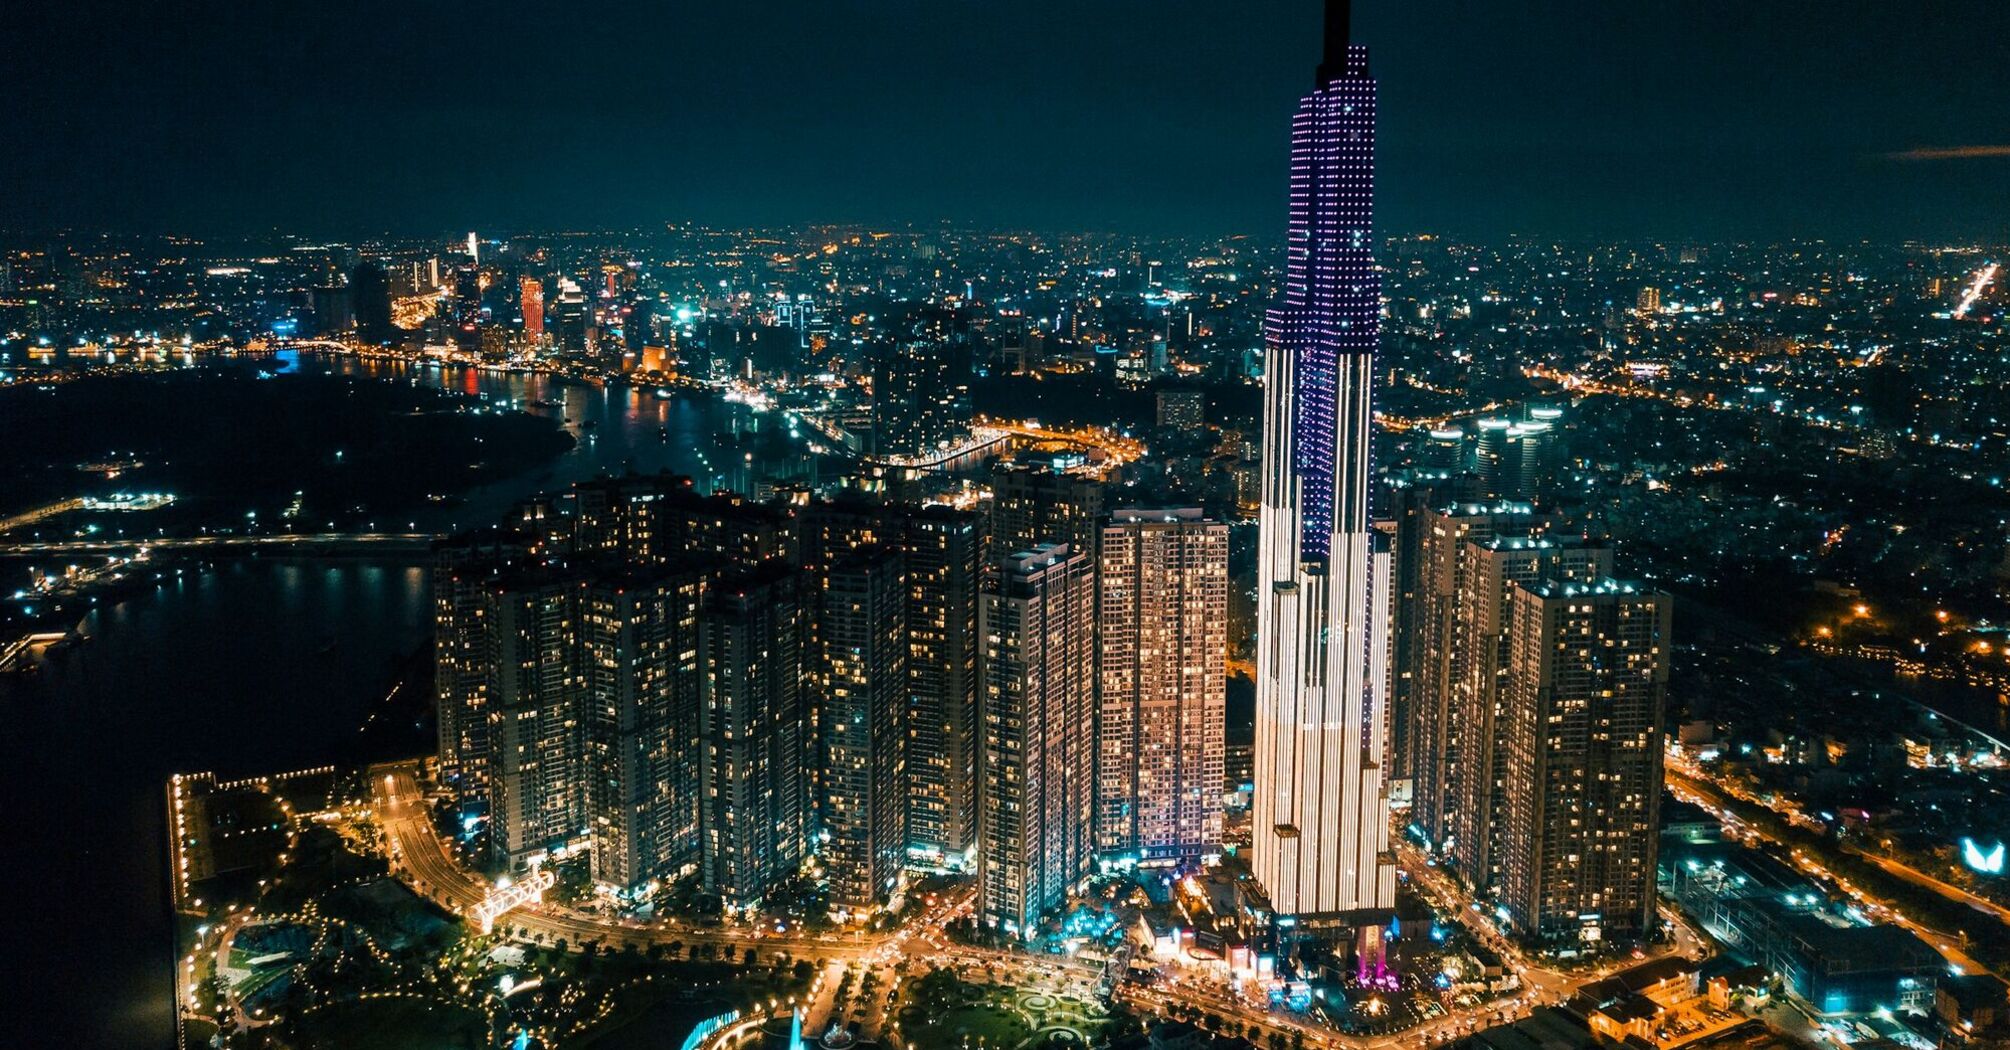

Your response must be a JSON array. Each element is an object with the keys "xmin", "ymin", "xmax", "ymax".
[
  {"xmin": 1576, "ymin": 956, "xmax": 1702, "ymax": 1018},
  {"xmin": 1522, "ymin": 577, "xmax": 1648, "ymax": 598},
  {"xmin": 1457, "ymin": 1007, "xmax": 1599, "ymax": 1050},
  {"xmin": 1776, "ymin": 914, "xmax": 1941, "ymax": 973}
]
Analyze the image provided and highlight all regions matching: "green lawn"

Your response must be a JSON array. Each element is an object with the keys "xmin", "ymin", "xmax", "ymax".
[
  {"xmin": 898, "ymin": 974, "xmax": 1108, "ymax": 1050},
  {"xmin": 923, "ymin": 1003, "xmax": 1038, "ymax": 1047}
]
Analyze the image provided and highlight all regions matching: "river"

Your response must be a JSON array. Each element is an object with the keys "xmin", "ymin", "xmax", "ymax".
[
  {"xmin": 0, "ymin": 357, "xmax": 833, "ymax": 1050},
  {"xmin": 290, "ymin": 355, "xmax": 832, "ymax": 533}
]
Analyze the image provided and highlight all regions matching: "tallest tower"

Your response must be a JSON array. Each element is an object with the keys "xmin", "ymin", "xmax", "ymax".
[{"xmin": 1252, "ymin": 0, "xmax": 1396, "ymax": 924}]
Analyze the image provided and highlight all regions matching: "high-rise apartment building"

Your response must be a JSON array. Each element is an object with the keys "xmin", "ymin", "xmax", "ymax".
[
  {"xmin": 980, "ymin": 544, "xmax": 1095, "ymax": 936},
  {"xmin": 1394, "ymin": 499, "xmax": 1546, "ymax": 847},
  {"xmin": 1495, "ymin": 580, "xmax": 1669, "ymax": 944},
  {"xmin": 989, "ymin": 464, "xmax": 1105, "ymax": 564},
  {"xmin": 487, "ymin": 570, "xmax": 590, "ymax": 866},
  {"xmin": 797, "ymin": 497, "xmax": 889, "ymax": 849},
  {"xmin": 1440, "ymin": 535, "xmax": 1612, "ymax": 894},
  {"xmin": 1252, "ymin": 0, "xmax": 1396, "ymax": 924},
  {"xmin": 581, "ymin": 567, "xmax": 707, "ymax": 896},
  {"xmin": 1384, "ymin": 478, "xmax": 1482, "ymax": 788},
  {"xmin": 900, "ymin": 506, "xmax": 984, "ymax": 866},
  {"xmin": 799, "ymin": 499, "xmax": 892, "ymax": 577},
  {"xmin": 571, "ymin": 474, "xmax": 675, "ymax": 561},
  {"xmin": 819, "ymin": 547, "xmax": 909, "ymax": 911},
  {"xmin": 434, "ymin": 533, "xmax": 527, "ymax": 820},
  {"xmin": 445, "ymin": 474, "xmax": 805, "ymax": 898},
  {"xmin": 698, "ymin": 563, "xmax": 812, "ymax": 910},
  {"xmin": 872, "ymin": 338, "xmax": 971, "ymax": 459},
  {"xmin": 1156, "ymin": 388, "xmax": 1206, "ymax": 430},
  {"xmin": 570, "ymin": 474, "xmax": 795, "ymax": 566},
  {"xmin": 1096, "ymin": 508, "xmax": 1228, "ymax": 860},
  {"xmin": 801, "ymin": 499, "xmax": 984, "ymax": 870}
]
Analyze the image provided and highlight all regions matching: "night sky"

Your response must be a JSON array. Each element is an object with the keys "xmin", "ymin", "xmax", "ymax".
[{"xmin": 5, "ymin": 1, "xmax": 2008, "ymax": 241}]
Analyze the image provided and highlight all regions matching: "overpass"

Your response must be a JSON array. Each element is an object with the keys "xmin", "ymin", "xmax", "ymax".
[{"xmin": 0, "ymin": 498, "xmax": 87, "ymax": 537}]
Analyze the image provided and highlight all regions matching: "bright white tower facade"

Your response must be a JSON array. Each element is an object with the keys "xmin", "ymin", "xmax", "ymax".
[{"xmin": 1252, "ymin": 0, "xmax": 1397, "ymax": 924}]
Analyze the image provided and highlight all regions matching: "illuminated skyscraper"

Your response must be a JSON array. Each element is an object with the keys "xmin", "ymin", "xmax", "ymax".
[
  {"xmin": 979, "ymin": 544, "xmax": 1095, "ymax": 936},
  {"xmin": 582, "ymin": 567, "xmax": 708, "ymax": 896},
  {"xmin": 452, "ymin": 264, "xmax": 483, "ymax": 351},
  {"xmin": 1496, "ymin": 580, "xmax": 1669, "ymax": 944},
  {"xmin": 434, "ymin": 532, "xmax": 528, "ymax": 820},
  {"xmin": 1439, "ymin": 532, "xmax": 1610, "ymax": 892},
  {"xmin": 900, "ymin": 506, "xmax": 983, "ymax": 866},
  {"xmin": 819, "ymin": 547, "xmax": 909, "ymax": 912},
  {"xmin": 989, "ymin": 464, "xmax": 1104, "ymax": 565},
  {"xmin": 699, "ymin": 563, "xmax": 811, "ymax": 910},
  {"xmin": 487, "ymin": 570, "xmax": 590, "ymax": 867},
  {"xmin": 1252, "ymin": 0, "xmax": 1397, "ymax": 923},
  {"xmin": 553, "ymin": 278, "xmax": 588, "ymax": 356},
  {"xmin": 521, "ymin": 276, "xmax": 545, "ymax": 342},
  {"xmin": 1096, "ymin": 508, "xmax": 1228, "ymax": 860}
]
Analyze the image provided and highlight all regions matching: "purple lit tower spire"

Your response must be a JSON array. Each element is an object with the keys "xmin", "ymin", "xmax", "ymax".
[{"xmin": 1252, "ymin": 0, "xmax": 1396, "ymax": 925}]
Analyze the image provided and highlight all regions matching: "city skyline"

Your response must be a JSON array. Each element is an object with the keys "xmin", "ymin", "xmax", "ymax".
[
  {"xmin": 5, "ymin": 2, "xmax": 2010, "ymax": 1049},
  {"xmin": 6, "ymin": 3, "xmax": 2009, "ymax": 241}
]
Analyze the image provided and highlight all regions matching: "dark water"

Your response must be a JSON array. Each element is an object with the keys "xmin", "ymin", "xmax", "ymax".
[
  {"xmin": 291, "ymin": 355, "xmax": 831, "ymax": 533},
  {"xmin": 1, "ymin": 360, "xmax": 832, "ymax": 1049},
  {"xmin": 2, "ymin": 562, "xmax": 429, "ymax": 1048}
]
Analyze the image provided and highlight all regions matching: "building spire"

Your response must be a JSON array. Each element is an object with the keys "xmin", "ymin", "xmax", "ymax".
[{"xmin": 1317, "ymin": 0, "xmax": 1352, "ymax": 84}]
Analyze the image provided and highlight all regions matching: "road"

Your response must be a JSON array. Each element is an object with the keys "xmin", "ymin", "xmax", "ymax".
[
  {"xmin": 370, "ymin": 761, "xmax": 1621, "ymax": 1048},
  {"xmin": 1663, "ymin": 765, "xmax": 1995, "ymax": 977},
  {"xmin": 372, "ymin": 764, "xmax": 875, "ymax": 961},
  {"xmin": 1395, "ymin": 843, "xmax": 1575, "ymax": 997},
  {"xmin": 1860, "ymin": 850, "xmax": 2010, "ymax": 926}
]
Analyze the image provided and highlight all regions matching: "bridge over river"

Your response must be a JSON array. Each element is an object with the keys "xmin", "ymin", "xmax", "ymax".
[{"xmin": 0, "ymin": 532, "xmax": 437, "ymax": 558}]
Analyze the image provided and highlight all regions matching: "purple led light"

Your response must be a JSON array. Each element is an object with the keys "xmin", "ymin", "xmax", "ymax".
[{"xmin": 1265, "ymin": 45, "xmax": 1378, "ymax": 563}]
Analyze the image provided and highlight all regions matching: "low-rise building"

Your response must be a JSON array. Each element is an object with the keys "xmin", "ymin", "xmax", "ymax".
[{"xmin": 1661, "ymin": 837, "xmax": 1942, "ymax": 1017}]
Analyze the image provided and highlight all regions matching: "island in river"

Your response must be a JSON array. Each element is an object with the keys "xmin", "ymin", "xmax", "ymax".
[{"xmin": 0, "ymin": 365, "xmax": 574, "ymax": 536}]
